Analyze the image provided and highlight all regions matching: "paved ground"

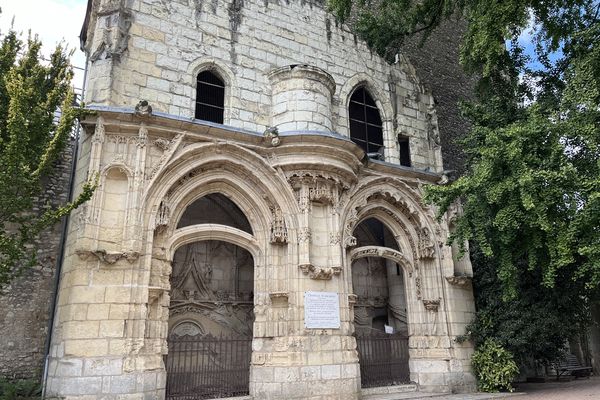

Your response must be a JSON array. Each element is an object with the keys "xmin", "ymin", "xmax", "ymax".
[
  {"xmin": 364, "ymin": 377, "xmax": 600, "ymax": 400},
  {"xmin": 512, "ymin": 376, "xmax": 600, "ymax": 400}
]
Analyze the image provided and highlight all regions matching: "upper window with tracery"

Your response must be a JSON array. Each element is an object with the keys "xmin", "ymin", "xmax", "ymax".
[
  {"xmin": 349, "ymin": 87, "xmax": 384, "ymax": 156},
  {"xmin": 195, "ymin": 70, "xmax": 225, "ymax": 124}
]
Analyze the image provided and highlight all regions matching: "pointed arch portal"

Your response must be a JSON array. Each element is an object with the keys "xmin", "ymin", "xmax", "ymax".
[
  {"xmin": 165, "ymin": 193, "xmax": 256, "ymax": 400},
  {"xmin": 350, "ymin": 218, "xmax": 411, "ymax": 387}
]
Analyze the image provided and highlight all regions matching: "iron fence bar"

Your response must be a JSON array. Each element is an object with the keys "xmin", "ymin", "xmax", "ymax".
[{"xmin": 355, "ymin": 333, "xmax": 410, "ymax": 388}]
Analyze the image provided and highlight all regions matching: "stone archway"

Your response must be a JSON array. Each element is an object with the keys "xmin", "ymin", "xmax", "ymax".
[
  {"xmin": 349, "ymin": 218, "xmax": 411, "ymax": 388},
  {"xmin": 164, "ymin": 193, "xmax": 259, "ymax": 400}
]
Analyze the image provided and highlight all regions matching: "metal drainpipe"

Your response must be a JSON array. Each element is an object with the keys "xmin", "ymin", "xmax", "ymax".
[{"xmin": 41, "ymin": 56, "xmax": 89, "ymax": 398}]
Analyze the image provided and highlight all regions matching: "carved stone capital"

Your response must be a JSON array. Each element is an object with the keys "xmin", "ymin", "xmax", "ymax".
[
  {"xmin": 299, "ymin": 264, "xmax": 342, "ymax": 280},
  {"xmin": 423, "ymin": 299, "xmax": 441, "ymax": 312}
]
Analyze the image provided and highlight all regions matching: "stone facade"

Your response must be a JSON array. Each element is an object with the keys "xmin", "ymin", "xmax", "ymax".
[{"xmin": 40, "ymin": 0, "xmax": 477, "ymax": 399}]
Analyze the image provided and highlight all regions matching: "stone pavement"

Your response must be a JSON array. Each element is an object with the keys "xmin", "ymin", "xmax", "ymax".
[
  {"xmin": 363, "ymin": 376, "xmax": 600, "ymax": 400},
  {"xmin": 511, "ymin": 376, "xmax": 600, "ymax": 400}
]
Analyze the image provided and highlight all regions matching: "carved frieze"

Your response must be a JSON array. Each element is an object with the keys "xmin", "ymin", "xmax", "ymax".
[
  {"xmin": 445, "ymin": 275, "xmax": 472, "ymax": 286},
  {"xmin": 76, "ymin": 249, "xmax": 140, "ymax": 264},
  {"xmin": 299, "ymin": 263, "xmax": 342, "ymax": 280}
]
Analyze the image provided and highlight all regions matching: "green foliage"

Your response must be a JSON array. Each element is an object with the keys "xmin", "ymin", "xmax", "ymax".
[
  {"xmin": 0, "ymin": 378, "xmax": 41, "ymax": 400},
  {"xmin": 466, "ymin": 246, "xmax": 589, "ymax": 365},
  {"xmin": 471, "ymin": 339, "xmax": 519, "ymax": 392},
  {"xmin": 328, "ymin": 0, "xmax": 600, "ymax": 377},
  {"xmin": 0, "ymin": 29, "xmax": 95, "ymax": 289},
  {"xmin": 328, "ymin": 0, "xmax": 595, "ymax": 75}
]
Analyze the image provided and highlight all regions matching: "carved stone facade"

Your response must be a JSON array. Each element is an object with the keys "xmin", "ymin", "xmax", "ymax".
[{"xmin": 42, "ymin": 1, "xmax": 476, "ymax": 399}]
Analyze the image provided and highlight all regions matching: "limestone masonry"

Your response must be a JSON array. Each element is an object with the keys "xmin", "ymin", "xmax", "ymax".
[{"xmin": 8, "ymin": 0, "xmax": 480, "ymax": 399}]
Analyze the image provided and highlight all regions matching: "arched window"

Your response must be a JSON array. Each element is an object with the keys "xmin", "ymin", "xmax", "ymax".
[
  {"xmin": 195, "ymin": 70, "xmax": 225, "ymax": 123},
  {"xmin": 349, "ymin": 87, "xmax": 384, "ymax": 157}
]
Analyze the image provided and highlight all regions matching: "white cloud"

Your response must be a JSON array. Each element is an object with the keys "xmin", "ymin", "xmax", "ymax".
[{"xmin": 0, "ymin": 0, "xmax": 88, "ymax": 91}]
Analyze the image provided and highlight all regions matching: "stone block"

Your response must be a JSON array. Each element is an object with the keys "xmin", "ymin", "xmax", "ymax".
[
  {"xmin": 321, "ymin": 364, "xmax": 341, "ymax": 380},
  {"xmin": 110, "ymin": 374, "xmax": 138, "ymax": 394},
  {"xmin": 55, "ymin": 358, "xmax": 83, "ymax": 377},
  {"xmin": 83, "ymin": 358, "xmax": 123, "ymax": 376}
]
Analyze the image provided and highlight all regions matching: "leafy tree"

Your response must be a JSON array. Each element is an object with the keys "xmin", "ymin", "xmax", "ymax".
[
  {"xmin": 329, "ymin": 0, "xmax": 600, "ymax": 366},
  {"xmin": 0, "ymin": 29, "xmax": 95, "ymax": 289}
]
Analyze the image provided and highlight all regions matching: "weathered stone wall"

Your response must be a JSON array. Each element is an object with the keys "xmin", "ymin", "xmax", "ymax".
[
  {"xmin": 401, "ymin": 18, "xmax": 477, "ymax": 175},
  {"xmin": 0, "ymin": 138, "xmax": 75, "ymax": 380},
  {"xmin": 82, "ymin": 0, "xmax": 444, "ymax": 170}
]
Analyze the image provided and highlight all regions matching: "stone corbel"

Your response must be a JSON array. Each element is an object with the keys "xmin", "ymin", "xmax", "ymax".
[
  {"xmin": 263, "ymin": 126, "xmax": 281, "ymax": 147},
  {"xmin": 134, "ymin": 100, "xmax": 153, "ymax": 118},
  {"xmin": 299, "ymin": 264, "xmax": 342, "ymax": 280},
  {"xmin": 76, "ymin": 249, "xmax": 140, "ymax": 265},
  {"xmin": 422, "ymin": 299, "xmax": 441, "ymax": 312},
  {"xmin": 445, "ymin": 275, "xmax": 472, "ymax": 286},
  {"xmin": 148, "ymin": 286, "xmax": 167, "ymax": 302}
]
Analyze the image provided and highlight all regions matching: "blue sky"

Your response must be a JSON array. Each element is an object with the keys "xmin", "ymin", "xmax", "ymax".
[{"xmin": 0, "ymin": 0, "xmax": 88, "ymax": 89}]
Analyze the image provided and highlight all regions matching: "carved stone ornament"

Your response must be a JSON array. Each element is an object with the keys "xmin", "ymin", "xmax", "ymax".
[
  {"xmin": 445, "ymin": 275, "xmax": 472, "ymax": 286},
  {"xmin": 270, "ymin": 207, "xmax": 288, "ymax": 244},
  {"xmin": 423, "ymin": 299, "xmax": 441, "ymax": 312},
  {"xmin": 299, "ymin": 263, "xmax": 342, "ymax": 280},
  {"xmin": 76, "ymin": 249, "xmax": 140, "ymax": 264},
  {"xmin": 298, "ymin": 227, "xmax": 312, "ymax": 244},
  {"xmin": 418, "ymin": 227, "xmax": 436, "ymax": 259},
  {"xmin": 343, "ymin": 209, "xmax": 359, "ymax": 248},
  {"xmin": 134, "ymin": 100, "xmax": 153, "ymax": 118},
  {"xmin": 269, "ymin": 292, "xmax": 289, "ymax": 306},
  {"xmin": 348, "ymin": 294, "xmax": 358, "ymax": 305},
  {"xmin": 153, "ymin": 138, "xmax": 171, "ymax": 151},
  {"xmin": 90, "ymin": 5, "xmax": 132, "ymax": 62},
  {"xmin": 263, "ymin": 126, "xmax": 280, "ymax": 147},
  {"xmin": 154, "ymin": 200, "xmax": 171, "ymax": 233}
]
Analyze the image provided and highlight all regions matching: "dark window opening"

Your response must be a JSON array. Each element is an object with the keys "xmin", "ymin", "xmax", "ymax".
[
  {"xmin": 195, "ymin": 70, "xmax": 225, "ymax": 124},
  {"xmin": 398, "ymin": 135, "xmax": 411, "ymax": 167},
  {"xmin": 349, "ymin": 87, "xmax": 384, "ymax": 158}
]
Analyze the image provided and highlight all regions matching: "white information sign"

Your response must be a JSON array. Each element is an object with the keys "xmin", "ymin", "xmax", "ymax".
[{"xmin": 304, "ymin": 291, "xmax": 340, "ymax": 329}]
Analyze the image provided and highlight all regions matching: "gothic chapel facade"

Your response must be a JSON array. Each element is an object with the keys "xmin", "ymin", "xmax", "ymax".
[{"xmin": 44, "ymin": 0, "xmax": 477, "ymax": 398}]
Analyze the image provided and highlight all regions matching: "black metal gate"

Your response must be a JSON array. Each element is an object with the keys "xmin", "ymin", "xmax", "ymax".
[
  {"xmin": 166, "ymin": 333, "xmax": 252, "ymax": 400},
  {"xmin": 355, "ymin": 332, "xmax": 410, "ymax": 388}
]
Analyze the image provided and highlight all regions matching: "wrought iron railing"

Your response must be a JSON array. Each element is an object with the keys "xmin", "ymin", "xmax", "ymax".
[
  {"xmin": 355, "ymin": 332, "xmax": 410, "ymax": 388},
  {"xmin": 166, "ymin": 333, "xmax": 252, "ymax": 400}
]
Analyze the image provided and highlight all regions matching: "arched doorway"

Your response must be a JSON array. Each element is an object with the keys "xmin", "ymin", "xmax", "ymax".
[
  {"xmin": 351, "ymin": 218, "xmax": 410, "ymax": 388},
  {"xmin": 165, "ymin": 194, "xmax": 255, "ymax": 400}
]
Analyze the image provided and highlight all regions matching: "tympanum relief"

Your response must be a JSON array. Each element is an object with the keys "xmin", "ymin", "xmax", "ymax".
[{"xmin": 169, "ymin": 241, "xmax": 254, "ymax": 337}]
